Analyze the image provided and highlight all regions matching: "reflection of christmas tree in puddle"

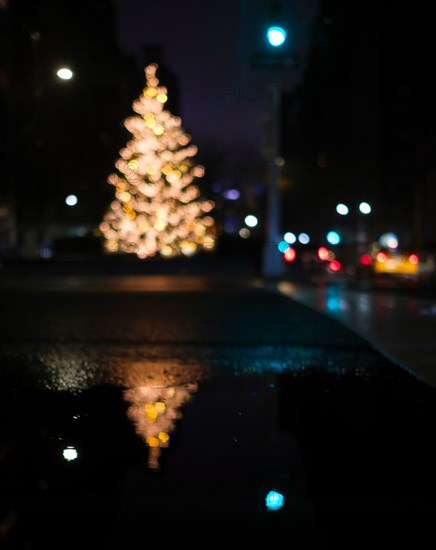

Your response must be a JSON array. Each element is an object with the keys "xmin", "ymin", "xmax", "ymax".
[{"xmin": 124, "ymin": 382, "xmax": 198, "ymax": 470}]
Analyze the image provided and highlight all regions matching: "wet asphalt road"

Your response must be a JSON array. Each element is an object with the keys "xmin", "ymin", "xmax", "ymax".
[{"xmin": 1, "ymin": 274, "xmax": 436, "ymax": 548}]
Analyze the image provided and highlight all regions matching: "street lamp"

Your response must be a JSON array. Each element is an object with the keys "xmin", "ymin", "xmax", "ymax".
[
  {"xmin": 336, "ymin": 203, "xmax": 349, "ymax": 216},
  {"xmin": 65, "ymin": 194, "xmax": 78, "ymax": 206},
  {"xmin": 358, "ymin": 201, "xmax": 371, "ymax": 215},
  {"xmin": 266, "ymin": 26, "xmax": 287, "ymax": 47},
  {"xmin": 326, "ymin": 230, "xmax": 341, "ymax": 245},
  {"xmin": 56, "ymin": 67, "xmax": 73, "ymax": 80},
  {"xmin": 261, "ymin": 14, "xmax": 288, "ymax": 279},
  {"xmin": 245, "ymin": 214, "xmax": 258, "ymax": 228}
]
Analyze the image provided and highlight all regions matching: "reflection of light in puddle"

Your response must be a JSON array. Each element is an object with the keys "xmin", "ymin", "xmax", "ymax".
[
  {"xmin": 8, "ymin": 343, "xmax": 212, "ymax": 392},
  {"xmin": 63, "ymin": 446, "xmax": 78, "ymax": 461},
  {"xmin": 124, "ymin": 382, "xmax": 198, "ymax": 470},
  {"xmin": 265, "ymin": 490, "xmax": 284, "ymax": 511}
]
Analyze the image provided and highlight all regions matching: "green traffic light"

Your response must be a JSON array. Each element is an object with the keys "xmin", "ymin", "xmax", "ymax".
[{"xmin": 266, "ymin": 26, "xmax": 287, "ymax": 47}]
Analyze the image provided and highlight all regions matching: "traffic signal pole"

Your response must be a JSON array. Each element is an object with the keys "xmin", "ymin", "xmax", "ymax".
[
  {"xmin": 250, "ymin": 11, "xmax": 293, "ymax": 279},
  {"xmin": 262, "ymin": 80, "xmax": 284, "ymax": 279}
]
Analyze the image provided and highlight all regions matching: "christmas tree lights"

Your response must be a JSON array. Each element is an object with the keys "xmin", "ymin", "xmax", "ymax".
[
  {"xmin": 125, "ymin": 382, "xmax": 198, "ymax": 470},
  {"xmin": 100, "ymin": 63, "xmax": 216, "ymax": 259}
]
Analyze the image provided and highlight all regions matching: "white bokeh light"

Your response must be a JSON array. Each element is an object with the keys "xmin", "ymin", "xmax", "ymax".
[
  {"xmin": 298, "ymin": 232, "xmax": 310, "ymax": 244},
  {"xmin": 63, "ymin": 446, "xmax": 78, "ymax": 461},
  {"xmin": 336, "ymin": 203, "xmax": 349, "ymax": 215},
  {"xmin": 244, "ymin": 215, "xmax": 258, "ymax": 228},
  {"xmin": 284, "ymin": 232, "xmax": 296, "ymax": 244},
  {"xmin": 57, "ymin": 67, "xmax": 73, "ymax": 80},
  {"xmin": 266, "ymin": 26, "xmax": 287, "ymax": 47},
  {"xmin": 65, "ymin": 194, "xmax": 78, "ymax": 206},
  {"xmin": 359, "ymin": 202, "xmax": 371, "ymax": 214}
]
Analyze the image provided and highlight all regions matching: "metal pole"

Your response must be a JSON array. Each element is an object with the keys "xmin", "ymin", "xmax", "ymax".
[{"xmin": 262, "ymin": 80, "xmax": 284, "ymax": 279}]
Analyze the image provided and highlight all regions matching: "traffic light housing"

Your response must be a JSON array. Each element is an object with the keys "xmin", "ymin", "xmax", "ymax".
[
  {"xmin": 251, "ymin": 1, "xmax": 297, "ymax": 70},
  {"xmin": 266, "ymin": 2, "xmax": 287, "ymax": 47},
  {"xmin": 266, "ymin": 26, "xmax": 287, "ymax": 47}
]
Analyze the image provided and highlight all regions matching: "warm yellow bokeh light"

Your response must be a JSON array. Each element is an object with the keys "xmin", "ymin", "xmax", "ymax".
[
  {"xmin": 154, "ymin": 220, "xmax": 166, "ymax": 231},
  {"xmin": 155, "ymin": 402, "xmax": 166, "ymax": 413},
  {"xmin": 100, "ymin": 62, "xmax": 216, "ymax": 259},
  {"xmin": 119, "ymin": 192, "xmax": 131, "ymax": 202},
  {"xmin": 181, "ymin": 242, "xmax": 197, "ymax": 256},
  {"xmin": 158, "ymin": 432, "xmax": 169, "ymax": 443},
  {"xmin": 161, "ymin": 246, "xmax": 173, "ymax": 257}
]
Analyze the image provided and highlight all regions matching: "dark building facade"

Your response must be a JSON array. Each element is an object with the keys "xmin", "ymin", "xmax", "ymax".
[
  {"xmin": 0, "ymin": 0, "xmax": 146, "ymax": 257},
  {"xmin": 281, "ymin": 0, "xmax": 436, "ymax": 256}
]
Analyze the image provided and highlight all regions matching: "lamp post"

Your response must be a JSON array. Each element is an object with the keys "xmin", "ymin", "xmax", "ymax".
[
  {"xmin": 260, "ymin": 24, "xmax": 287, "ymax": 279},
  {"xmin": 56, "ymin": 67, "xmax": 74, "ymax": 80},
  {"xmin": 262, "ymin": 81, "xmax": 284, "ymax": 278},
  {"xmin": 248, "ymin": 1, "xmax": 297, "ymax": 278}
]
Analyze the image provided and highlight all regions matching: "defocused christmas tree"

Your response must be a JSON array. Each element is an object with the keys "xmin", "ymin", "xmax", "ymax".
[
  {"xmin": 100, "ymin": 63, "xmax": 216, "ymax": 259},
  {"xmin": 124, "ymin": 382, "xmax": 198, "ymax": 470}
]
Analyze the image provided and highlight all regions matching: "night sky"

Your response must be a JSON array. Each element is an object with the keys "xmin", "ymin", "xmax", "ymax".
[{"xmin": 113, "ymin": 0, "xmax": 319, "ymax": 149}]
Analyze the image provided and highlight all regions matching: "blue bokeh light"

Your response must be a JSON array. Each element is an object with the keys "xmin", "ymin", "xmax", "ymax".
[
  {"xmin": 326, "ymin": 231, "xmax": 341, "ymax": 245},
  {"xmin": 278, "ymin": 240, "xmax": 290, "ymax": 253},
  {"xmin": 336, "ymin": 203, "xmax": 349, "ymax": 215},
  {"xmin": 266, "ymin": 26, "xmax": 287, "ymax": 47},
  {"xmin": 265, "ymin": 490, "xmax": 284, "ymax": 511},
  {"xmin": 223, "ymin": 189, "xmax": 240, "ymax": 200}
]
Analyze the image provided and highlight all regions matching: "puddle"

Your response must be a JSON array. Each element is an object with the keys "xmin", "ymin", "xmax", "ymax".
[
  {"xmin": 124, "ymin": 382, "xmax": 198, "ymax": 470},
  {"xmin": 1, "ymin": 365, "xmax": 436, "ymax": 547}
]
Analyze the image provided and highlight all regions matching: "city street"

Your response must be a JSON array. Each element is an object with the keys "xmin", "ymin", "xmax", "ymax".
[
  {"xmin": 1, "ymin": 273, "xmax": 436, "ymax": 547},
  {"xmin": 3, "ymin": 0, "xmax": 436, "ymax": 547}
]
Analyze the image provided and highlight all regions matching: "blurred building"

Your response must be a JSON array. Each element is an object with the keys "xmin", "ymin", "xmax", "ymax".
[
  {"xmin": 281, "ymin": 0, "xmax": 436, "ymax": 255},
  {"xmin": 0, "ymin": 0, "xmax": 149, "ymax": 258}
]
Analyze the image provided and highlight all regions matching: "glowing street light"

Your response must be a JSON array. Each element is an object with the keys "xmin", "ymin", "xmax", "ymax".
[
  {"xmin": 298, "ymin": 232, "xmax": 310, "ymax": 244},
  {"xmin": 359, "ymin": 201, "xmax": 371, "ymax": 214},
  {"xmin": 326, "ymin": 230, "xmax": 341, "ymax": 245},
  {"xmin": 278, "ymin": 240, "xmax": 290, "ymax": 253},
  {"xmin": 265, "ymin": 490, "xmax": 284, "ymax": 511},
  {"xmin": 284, "ymin": 232, "xmax": 296, "ymax": 244},
  {"xmin": 63, "ymin": 446, "xmax": 78, "ymax": 461},
  {"xmin": 266, "ymin": 26, "xmax": 287, "ymax": 47},
  {"xmin": 57, "ymin": 67, "xmax": 73, "ymax": 80},
  {"xmin": 65, "ymin": 194, "xmax": 78, "ymax": 206},
  {"xmin": 380, "ymin": 232, "xmax": 399, "ymax": 249},
  {"xmin": 244, "ymin": 214, "xmax": 258, "ymax": 228},
  {"xmin": 336, "ymin": 203, "xmax": 349, "ymax": 216},
  {"xmin": 261, "ymin": 3, "xmax": 290, "ymax": 279}
]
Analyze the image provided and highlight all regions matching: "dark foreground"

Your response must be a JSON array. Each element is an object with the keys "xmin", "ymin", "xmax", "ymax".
[{"xmin": 1, "ymin": 275, "xmax": 436, "ymax": 548}]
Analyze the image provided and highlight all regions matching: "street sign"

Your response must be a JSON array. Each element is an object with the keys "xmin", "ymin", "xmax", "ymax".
[{"xmin": 251, "ymin": 52, "xmax": 298, "ymax": 70}]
